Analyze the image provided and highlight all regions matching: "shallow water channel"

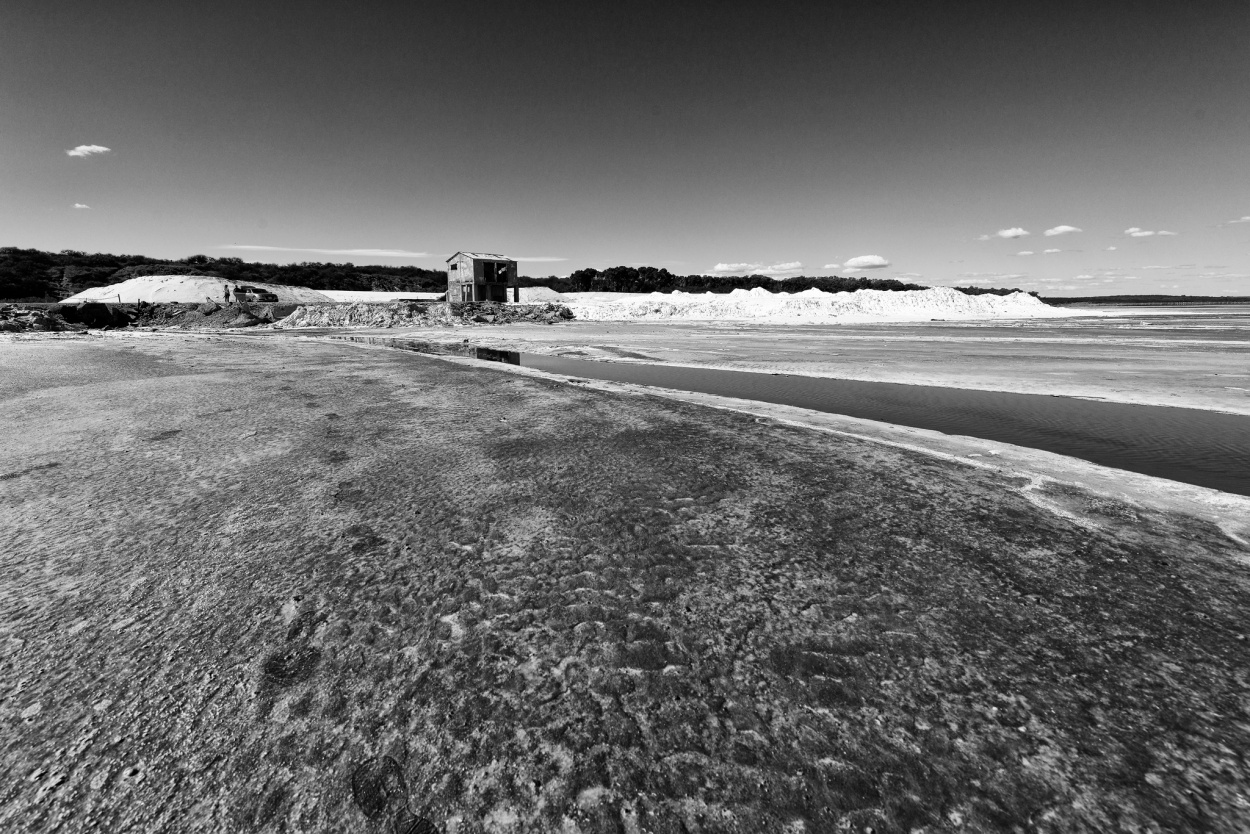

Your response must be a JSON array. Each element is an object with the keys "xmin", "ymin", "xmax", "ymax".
[{"xmin": 336, "ymin": 336, "xmax": 1250, "ymax": 496}]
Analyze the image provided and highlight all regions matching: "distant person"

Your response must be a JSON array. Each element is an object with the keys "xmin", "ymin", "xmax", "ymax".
[{"xmin": 224, "ymin": 285, "xmax": 233, "ymax": 303}]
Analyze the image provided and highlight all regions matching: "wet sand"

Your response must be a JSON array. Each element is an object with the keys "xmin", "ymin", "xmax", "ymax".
[{"xmin": 2, "ymin": 333, "xmax": 1249, "ymax": 832}]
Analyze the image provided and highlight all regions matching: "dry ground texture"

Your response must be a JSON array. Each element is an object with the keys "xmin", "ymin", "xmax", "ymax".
[{"xmin": 2, "ymin": 334, "xmax": 1249, "ymax": 833}]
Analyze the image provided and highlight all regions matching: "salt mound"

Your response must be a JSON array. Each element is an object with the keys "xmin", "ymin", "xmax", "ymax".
[
  {"xmin": 515, "ymin": 286, "xmax": 567, "ymax": 303},
  {"xmin": 63, "ymin": 275, "xmax": 332, "ymax": 305},
  {"xmin": 562, "ymin": 287, "xmax": 1072, "ymax": 324}
]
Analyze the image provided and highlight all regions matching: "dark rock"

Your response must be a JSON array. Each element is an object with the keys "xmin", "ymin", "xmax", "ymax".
[
  {"xmin": 52, "ymin": 302, "xmax": 130, "ymax": 328},
  {"xmin": 226, "ymin": 312, "xmax": 264, "ymax": 328},
  {"xmin": 59, "ymin": 302, "xmax": 101, "ymax": 326}
]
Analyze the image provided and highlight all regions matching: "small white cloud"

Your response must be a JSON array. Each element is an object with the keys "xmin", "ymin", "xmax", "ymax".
[
  {"xmin": 956, "ymin": 272, "xmax": 1025, "ymax": 281},
  {"xmin": 73, "ymin": 203, "xmax": 90, "ymax": 209},
  {"xmin": 1223, "ymin": 215, "xmax": 1250, "ymax": 225},
  {"xmin": 759, "ymin": 261, "xmax": 803, "ymax": 275},
  {"xmin": 66, "ymin": 144, "xmax": 111, "ymax": 158},
  {"xmin": 1124, "ymin": 227, "xmax": 1177, "ymax": 238},
  {"xmin": 1017, "ymin": 251, "xmax": 1034, "ymax": 256},
  {"xmin": 1043, "ymin": 225, "xmax": 1082, "ymax": 236},
  {"xmin": 1043, "ymin": 248, "xmax": 1060, "ymax": 254},
  {"xmin": 220, "ymin": 244, "xmax": 434, "ymax": 258},
  {"xmin": 708, "ymin": 262, "xmax": 762, "ymax": 275},
  {"xmin": 842, "ymin": 255, "xmax": 890, "ymax": 270},
  {"xmin": 977, "ymin": 227, "xmax": 1030, "ymax": 241},
  {"xmin": 1074, "ymin": 274, "xmax": 1094, "ymax": 279},
  {"xmin": 1105, "ymin": 246, "xmax": 1118, "ymax": 251},
  {"xmin": 1192, "ymin": 271, "xmax": 1250, "ymax": 280},
  {"xmin": 1157, "ymin": 230, "xmax": 1177, "ymax": 236},
  {"xmin": 896, "ymin": 272, "xmax": 923, "ymax": 278},
  {"xmin": 708, "ymin": 261, "xmax": 803, "ymax": 277}
]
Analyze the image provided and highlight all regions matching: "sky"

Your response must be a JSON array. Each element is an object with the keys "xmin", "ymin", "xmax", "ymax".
[{"xmin": 3, "ymin": 0, "xmax": 1249, "ymax": 296}]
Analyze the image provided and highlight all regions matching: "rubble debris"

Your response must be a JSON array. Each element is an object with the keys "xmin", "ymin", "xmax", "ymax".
[
  {"xmin": 0, "ymin": 304, "xmax": 73, "ymax": 332},
  {"xmin": 276, "ymin": 301, "xmax": 575, "ymax": 328},
  {"xmin": 123, "ymin": 301, "xmax": 298, "ymax": 329},
  {"xmin": 1, "ymin": 300, "xmax": 573, "ymax": 333}
]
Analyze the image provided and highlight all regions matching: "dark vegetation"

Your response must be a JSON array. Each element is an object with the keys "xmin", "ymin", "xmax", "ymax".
[
  {"xmin": 0, "ymin": 248, "xmax": 446, "ymax": 301},
  {"xmin": 951, "ymin": 285, "xmax": 1042, "ymax": 298},
  {"xmin": 2, "ymin": 248, "xmax": 1037, "ymax": 300},
  {"xmin": 522, "ymin": 266, "xmax": 930, "ymax": 295},
  {"xmin": 525, "ymin": 266, "xmax": 1037, "ymax": 297}
]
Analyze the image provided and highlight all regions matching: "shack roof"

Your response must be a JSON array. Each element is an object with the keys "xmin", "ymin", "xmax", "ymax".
[{"xmin": 446, "ymin": 252, "xmax": 515, "ymax": 263}]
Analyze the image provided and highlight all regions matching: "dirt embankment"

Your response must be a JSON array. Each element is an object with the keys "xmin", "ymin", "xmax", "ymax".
[
  {"xmin": 1, "ymin": 301, "xmax": 301, "ymax": 332},
  {"xmin": 277, "ymin": 301, "xmax": 574, "ymax": 328},
  {"xmin": 126, "ymin": 301, "xmax": 298, "ymax": 329}
]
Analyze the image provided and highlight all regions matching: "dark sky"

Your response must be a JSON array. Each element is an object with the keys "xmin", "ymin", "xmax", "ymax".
[{"xmin": 4, "ymin": 0, "xmax": 1249, "ymax": 294}]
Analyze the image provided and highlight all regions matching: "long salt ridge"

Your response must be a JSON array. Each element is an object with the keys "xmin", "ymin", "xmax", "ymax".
[{"xmin": 557, "ymin": 286, "xmax": 1074, "ymax": 324}]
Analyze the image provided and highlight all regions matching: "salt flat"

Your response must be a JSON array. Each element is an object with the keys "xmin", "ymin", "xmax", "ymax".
[{"xmin": 2, "ymin": 334, "xmax": 1249, "ymax": 832}]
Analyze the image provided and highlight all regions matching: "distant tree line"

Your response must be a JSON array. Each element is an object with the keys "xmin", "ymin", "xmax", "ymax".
[
  {"xmin": 0, "ymin": 248, "xmax": 446, "ymax": 300},
  {"xmin": 952, "ymin": 285, "xmax": 1041, "ymax": 298},
  {"xmin": 519, "ymin": 266, "xmax": 934, "ymax": 294},
  {"xmin": 1, "ymin": 247, "xmax": 1041, "ymax": 300},
  {"xmin": 521, "ymin": 267, "xmax": 1039, "ymax": 297}
]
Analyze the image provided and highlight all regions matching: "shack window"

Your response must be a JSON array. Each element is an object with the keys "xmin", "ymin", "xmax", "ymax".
[
  {"xmin": 483, "ymin": 262, "xmax": 511, "ymax": 282},
  {"xmin": 449, "ymin": 263, "xmax": 458, "ymax": 271}
]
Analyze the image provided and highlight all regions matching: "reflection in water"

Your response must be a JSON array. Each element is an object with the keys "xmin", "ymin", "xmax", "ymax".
[{"xmin": 335, "ymin": 336, "xmax": 520, "ymax": 365}]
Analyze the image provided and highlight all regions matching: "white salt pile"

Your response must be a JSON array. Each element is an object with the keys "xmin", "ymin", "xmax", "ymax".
[
  {"xmin": 560, "ymin": 287, "xmax": 1071, "ymax": 323},
  {"xmin": 63, "ymin": 275, "xmax": 333, "ymax": 305},
  {"xmin": 514, "ymin": 286, "xmax": 567, "ymax": 303}
]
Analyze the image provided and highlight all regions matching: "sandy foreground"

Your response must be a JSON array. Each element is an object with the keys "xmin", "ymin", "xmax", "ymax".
[{"xmin": 2, "ymin": 332, "xmax": 1249, "ymax": 832}]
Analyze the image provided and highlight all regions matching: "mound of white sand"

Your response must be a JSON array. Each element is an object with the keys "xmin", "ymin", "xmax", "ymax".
[
  {"xmin": 513, "ymin": 286, "xmax": 568, "ymax": 303},
  {"xmin": 561, "ymin": 287, "xmax": 1072, "ymax": 324},
  {"xmin": 63, "ymin": 275, "xmax": 333, "ymax": 305},
  {"xmin": 320, "ymin": 290, "xmax": 445, "ymax": 303}
]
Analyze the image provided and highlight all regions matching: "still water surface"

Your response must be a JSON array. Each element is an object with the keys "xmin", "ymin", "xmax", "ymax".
[
  {"xmin": 521, "ymin": 355, "xmax": 1250, "ymax": 497},
  {"xmin": 335, "ymin": 336, "xmax": 1250, "ymax": 496}
]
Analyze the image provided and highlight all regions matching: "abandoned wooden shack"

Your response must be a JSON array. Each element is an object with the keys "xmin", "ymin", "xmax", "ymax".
[{"xmin": 446, "ymin": 252, "xmax": 519, "ymax": 303}]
